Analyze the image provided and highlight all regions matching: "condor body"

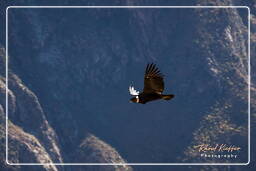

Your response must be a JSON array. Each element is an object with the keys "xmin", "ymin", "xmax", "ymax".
[{"xmin": 129, "ymin": 63, "xmax": 174, "ymax": 104}]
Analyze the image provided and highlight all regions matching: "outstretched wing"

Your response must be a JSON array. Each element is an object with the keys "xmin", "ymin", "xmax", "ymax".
[{"xmin": 143, "ymin": 63, "xmax": 164, "ymax": 94}]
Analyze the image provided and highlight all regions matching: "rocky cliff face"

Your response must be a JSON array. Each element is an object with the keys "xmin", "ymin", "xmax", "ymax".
[
  {"xmin": 0, "ymin": 67, "xmax": 60, "ymax": 171},
  {"xmin": 0, "ymin": 0, "xmax": 255, "ymax": 171},
  {"xmin": 0, "ymin": 48, "xmax": 132, "ymax": 170}
]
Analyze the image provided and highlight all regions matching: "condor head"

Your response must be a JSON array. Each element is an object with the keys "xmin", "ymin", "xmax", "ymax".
[
  {"xmin": 129, "ymin": 86, "xmax": 140, "ymax": 103},
  {"xmin": 130, "ymin": 95, "xmax": 139, "ymax": 103}
]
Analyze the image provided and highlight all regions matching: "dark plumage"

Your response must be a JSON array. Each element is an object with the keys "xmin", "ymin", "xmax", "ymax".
[{"xmin": 129, "ymin": 63, "xmax": 175, "ymax": 104}]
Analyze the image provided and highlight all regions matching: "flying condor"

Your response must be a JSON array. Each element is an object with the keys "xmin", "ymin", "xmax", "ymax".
[{"xmin": 129, "ymin": 63, "xmax": 175, "ymax": 104}]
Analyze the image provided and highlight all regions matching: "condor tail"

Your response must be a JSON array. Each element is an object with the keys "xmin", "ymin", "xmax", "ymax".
[{"xmin": 161, "ymin": 94, "xmax": 175, "ymax": 100}]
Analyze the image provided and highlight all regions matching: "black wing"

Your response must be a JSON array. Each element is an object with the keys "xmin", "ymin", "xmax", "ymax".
[{"xmin": 143, "ymin": 63, "xmax": 164, "ymax": 94}]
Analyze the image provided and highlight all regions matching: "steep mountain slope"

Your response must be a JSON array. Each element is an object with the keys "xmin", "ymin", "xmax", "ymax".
[
  {"xmin": 0, "ymin": 47, "xmax": 61, "ymax": 170},
  {"xmin": 0, "ymin": 48, "xmax": 132, "ymax": 171}
]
